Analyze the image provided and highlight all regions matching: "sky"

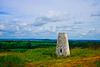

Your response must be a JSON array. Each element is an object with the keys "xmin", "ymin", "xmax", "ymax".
[{"xmin": 0, "ymin": 0, "xmax": 100, "ymax": 40}]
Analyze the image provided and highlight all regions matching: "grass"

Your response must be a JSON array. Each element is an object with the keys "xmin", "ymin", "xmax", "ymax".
[
  {"xmin": 94, "ymin": 60, "xmax": 100, "ymax": 67},
  {"xmin": 0, "ymin": 55, "xmax": 25, "ymax": 67},
  {"xmin": 0, "ymin": 47, "xmax": 100, "ymax": 67}
]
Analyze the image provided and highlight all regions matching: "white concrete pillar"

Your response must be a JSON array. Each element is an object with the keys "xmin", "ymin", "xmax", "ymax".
[{"xmin": 56, "ymin": 33, "xmax": 70, "ymax": 57}]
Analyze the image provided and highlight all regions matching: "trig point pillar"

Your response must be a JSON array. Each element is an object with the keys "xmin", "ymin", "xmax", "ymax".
[{"xmin": 56, "ymin": 33, "xmax": 70, "ymax": 57}]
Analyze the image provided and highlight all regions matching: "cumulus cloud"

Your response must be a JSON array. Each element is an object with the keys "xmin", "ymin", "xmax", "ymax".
[
  {"xmin": 16, "ymin": 26, "xmax": 19, "ymax": 31},
  {"xmin": 81, "ymin": 33, "xmax": 87, "ymax": 35},
  {"xmin": 0, "ymin": 25, "xmax": 5, "ymax": 30},
  {"xmin": 56, "ymin": 24, "xmax": 73, "ymax": 28},
  {"xmin": 0, "ymin": 0, "xmax": 100, "ymax": 39},
  {"xmin": 0, "ymin": 18, "xmax": 81, "ymax": 38},
  {"xmin": 81, "ymin": 28, "xmax": 98, "ymax": 37},
  {"xmin": 56, "ymin": 24, "xmax": 80, "ymax": 32},
  {"xmin": 33, "ymin": 11, "xmax": 69, "ymax": 26},
  {"xmin": 20, "ymin": 26, "xmax": 57, "ymax": 38},
  {"xmin": 20, "ymin": 23, "xmax": 27, "ymax": 26},
  {"xmin": 65, "ymin": 28, "xmax": 72, "ymax": 31},
  {"xmin": 0, "ymin": 19, "xmax": 26, "ymax": 34},
  {"xmin": 0, "ymin": 32, "xmax": 3, "ymax": 35},
  {"xmin": 74, "ymin": 20, "xmax": 84, "ymax": 24},
  {"xmin": 91, "ymin": 12, "xmax": 100, "ymax": 16},
  {"xmin": 88, "ymin": 28, "xmax": 96, "ymax": 33},
  {"xmin": 33, "ymin": 17, "xmax": 47, "ymax": 26},
  {"xmin": 36, "ymin": 26, "xmax": 56, "ymax": 33}
]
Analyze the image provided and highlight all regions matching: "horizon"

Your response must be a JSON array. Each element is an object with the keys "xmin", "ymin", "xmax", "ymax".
[
  {"xmin": 0, "ymin": 0, "xmax": 100, "ymax": 40},
  {"xmin": 0, "ymin": 38, "xmax": 100, "ymax": 41}
]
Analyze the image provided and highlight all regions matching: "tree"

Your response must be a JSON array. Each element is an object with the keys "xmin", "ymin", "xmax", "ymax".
[
  {"xmin": 0, "ymin": 42, "xmax": 2, "ymax": 48},
  {"xmin": 26, "ymin": 42, "xmax": 31, "ymax": 48}
]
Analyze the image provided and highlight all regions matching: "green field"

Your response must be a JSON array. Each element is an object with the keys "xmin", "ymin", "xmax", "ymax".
[{"xmin": 0, "ymin": 40, "xmax": 100, "ymax": 67}]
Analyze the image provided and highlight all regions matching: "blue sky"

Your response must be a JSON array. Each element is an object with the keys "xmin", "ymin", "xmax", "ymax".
[{"xmin": 0, "ymin": 0, "xmax": 100, "ymax": 39}]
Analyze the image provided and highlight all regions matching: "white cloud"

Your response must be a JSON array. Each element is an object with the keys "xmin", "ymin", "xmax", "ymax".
[
  {"xmin": 33, "ymin": 11, "xmax": 69, "ymax": 26},
  {"xmin": 0, "ymin": 32, "xmax": 3, "ymax": 35},
  {"xmin": 0, "ymin": 19, "xmax": 25, "ymax": 33},
  {"xmin": 65, "ymin": 28, "xmax": 72, "ymax": 31},
  {"xmin": 88, "ymin": 28, "xmax": 96, "ymax": 33},
  {"xmin": 82, "ymin": 33, "xmax": 87, "ymax": 35},
  {"xmin": 20, "ymin": 23, "xmax": 27, "ymax": 26},
  {"xmin": 13, "ymin": 19, "xmax": 19, "ymax": 22},
  {"xmin": 0, "ymin": 25, "xmax": 5, "ymax": 30},
  {"xmin": 16, "ymin": 26, "xmax": 19, "ymax": 31},
  {"xmin": 81, "ymin": 28, "xmax": 98, "ymax": 36},
  {"xmin": 91, "ymin": 12, "xmax": 100, "ymax": 16},
  {"xmin": 56, "ymin": 24, "xmax": 73, "ymax": 28},
  {"xmin": 0, "ymin": 0, "xmax": 100, "ymax": 39},
  {"xmin": 74, "ymin": 20, "xmax": 85, "ymax": 24}
]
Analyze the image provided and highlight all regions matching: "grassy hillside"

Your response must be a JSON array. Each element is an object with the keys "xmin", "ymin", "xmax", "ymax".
[
  {"xmin": 0, "ymin": 40, "xmax": 100, "ymax": 67},
  {"xmin": 0, "ymin": 47, "xmax": 100, "ymax": 67}
]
